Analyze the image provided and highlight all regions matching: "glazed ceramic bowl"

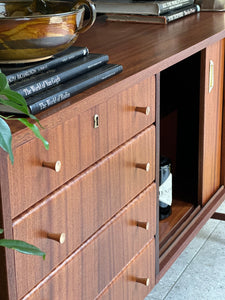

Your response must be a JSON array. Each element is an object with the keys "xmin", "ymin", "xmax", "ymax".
[{"xmin": 0, "ymin": 0, "xmax": 96, "ymax": 63}]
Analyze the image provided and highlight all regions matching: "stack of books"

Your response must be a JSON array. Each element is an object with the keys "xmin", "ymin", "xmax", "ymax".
[
  {"xmin": 94, "ymin": 0, "xmax": 200, "ymax": 24},
  {"xmin": 0, "ymin": 47, "xmax": 123, "ymax": 114}
]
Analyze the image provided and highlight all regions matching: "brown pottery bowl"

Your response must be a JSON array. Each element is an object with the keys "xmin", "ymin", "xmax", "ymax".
[{"xmin": 0, "ymin": 0, "xmax": 96, "ymax": 63}]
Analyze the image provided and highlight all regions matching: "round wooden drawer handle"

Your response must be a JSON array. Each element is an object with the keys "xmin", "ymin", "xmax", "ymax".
[
  {"xmin": 47, "ymin": 232, "xmax": 66, "ymax": 244},
  {"xmin": 42, "ymin": 160, "xmax": 62, "ymax": 172},
  {"xmin": 136, "ymin": 162, "xmax": 150, "ymax": 172},
  {"xmin": 136, "ymin": 277, "xmax": 150, "ymax": 286},
  {"xmin": 135, "ymin": 106, "xmax": 151, "ymax": 116},
  {"xmin": 137, "ymin": 221, "xmax": 150, "ymax": 230}
]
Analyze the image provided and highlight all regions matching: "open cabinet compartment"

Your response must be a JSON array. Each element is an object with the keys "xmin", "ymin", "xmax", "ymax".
[
  {"xmin": 159, "ymin": 52, "xmax": 201, "ymax": 251},
  {"xmin": 157, "ymin": 40, "xmax": 225, "ymax": 276}
]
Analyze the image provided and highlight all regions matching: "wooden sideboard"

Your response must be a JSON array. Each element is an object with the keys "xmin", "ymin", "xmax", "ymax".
[{"xmin": 1, "ymin": 12, "xmax": 225, "ymax": 300}]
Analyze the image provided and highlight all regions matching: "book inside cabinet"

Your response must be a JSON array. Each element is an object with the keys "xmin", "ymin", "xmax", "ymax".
[{"xmin": 158, "ymin": 39, "xmax": 224, "ymax": 272}]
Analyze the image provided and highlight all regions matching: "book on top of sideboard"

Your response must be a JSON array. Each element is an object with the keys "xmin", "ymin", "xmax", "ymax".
[
  {"xmin": 0, "ymin": 46, "xmax": 89, "ymax": 85},
  {"xmin": 94, "ymin": 0, "xmax": 195, "ymax": 16},
  {"xmin": 106, "ymin": 4, "xmax": 200, "ymax": 24},
  {"xmin": 9, "ymin": 53, "xmax": 109, "ymax": 98},
  {"xmin": 0, "ymin": 63, "xmax": 123, "ymax": 115}
]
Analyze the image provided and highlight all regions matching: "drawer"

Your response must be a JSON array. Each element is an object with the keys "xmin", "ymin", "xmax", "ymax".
[
  {"xmin": 13, "ymin": 125, "xmax": 155, "ymax": 297},
  {"xmin": 97, "ymin": 240, "xmax": 155, "ymax": 300},
  {"xmin": 20, "ymin": 184, "xmax": 156, "ymax": 300},
  {"xmin": 8, "ymin": 76, "xmax": 155, "ymax": 217}
]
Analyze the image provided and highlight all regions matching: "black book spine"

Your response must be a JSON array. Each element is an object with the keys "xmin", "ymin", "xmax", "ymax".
[
  {"xmin": 12, "ymin": 54, "xmax": 109, "ymax": 98},
  {"xmin": 27, "ymin": 64, "xmax": 123, "ymax": 114},
  {"xmin": 5, "ymin": 47, "xmax": 89, "ymax": 84},
  {"xmin": 155, "ymin": 0, "xmax": 195, "ymax": 15},
  {"xmin": 165, "ymin": 4, "xmax": 200, "ymax": 22}
]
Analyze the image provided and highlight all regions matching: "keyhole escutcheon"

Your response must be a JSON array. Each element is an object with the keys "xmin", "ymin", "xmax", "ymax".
[{"xmin": 94, "ymin": 114, "xmax": 99, "ymax": 128}]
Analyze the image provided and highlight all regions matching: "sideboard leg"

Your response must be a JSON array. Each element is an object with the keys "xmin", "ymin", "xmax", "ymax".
[{"xmin": 211, "ymin": 212, "xmax": 225, "ymax": 221}]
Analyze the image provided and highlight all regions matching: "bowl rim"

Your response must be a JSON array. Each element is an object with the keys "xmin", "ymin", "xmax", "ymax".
[{"xmin": 0, "ymin": 1, "xmax": 85, "ymax": 19}]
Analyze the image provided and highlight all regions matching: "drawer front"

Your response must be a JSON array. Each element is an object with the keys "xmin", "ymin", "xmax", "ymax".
[
  {"xmin": 98, "ymin": 240, "xmax": 155, "ymax": 300},
  {"xmin": 14, "ymin": 126, "xmax": 155, "ymax": 298},
  {"xmin": 20, "ymin": 184, "xmax": 156, "ymax": 300},
  {"xmin": 8, "ymin": 76, "xmax": 155, "ymax": 217}
]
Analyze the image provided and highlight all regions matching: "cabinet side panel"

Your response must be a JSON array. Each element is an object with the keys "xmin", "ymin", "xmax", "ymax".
[
  {"xmin": 0, "ymin": 150, "xmax": 17, "ymax": 300},
  {"xmin": 220, "ymin": 39, "xmax": 225, "ymax": 186}
]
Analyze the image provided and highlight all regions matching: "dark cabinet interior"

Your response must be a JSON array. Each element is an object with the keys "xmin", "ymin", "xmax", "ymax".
[{"xmin": 159, "ymin": 52, "xmax": 201, "ymax": 253}]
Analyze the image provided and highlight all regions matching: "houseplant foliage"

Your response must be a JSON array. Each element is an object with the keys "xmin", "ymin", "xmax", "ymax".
[
  {"xmin": 0, "ymin": 229, "xmax": 45, "ymax": 259},
  {"xmin": 0, "ymin": 71, "xmax": 49, "ymax": 163},
  {"xmin": 0, "ymin": 71, "xmax": 48, "ymax": 259}
]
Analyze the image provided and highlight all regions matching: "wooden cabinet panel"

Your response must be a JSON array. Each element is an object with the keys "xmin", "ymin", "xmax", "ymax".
[
  {"xmin": 199, "ymin": 39, "xmax": 224, "ymax": 205},
  {"xmin": 106, "ymin": 76, "xmax": 155, "ymax": 150},
  {"xmin": 13, "ymin": 127, "xmax": 156, "ymax": 298},
  {"xmin": 79, "ymin": 76, "xmax": 155, "ymax": 166},
  {"xmin": 98, "ymin": 241, "xmax": 155, "ymax": 300},
  {"xmin": 7, "ymin": 76, "xmax": 155, "ymax": 218},
  {"xmin": 20, "ymin": 184, "xmax": 156, "ymax": 300}
]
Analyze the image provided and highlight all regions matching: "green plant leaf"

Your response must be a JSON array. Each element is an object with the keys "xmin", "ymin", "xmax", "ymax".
[
  {"xmin": 0, "ymin": 71, "xmax": 49, "ymax": 163},
  {"xmin": 0, "ymin": 72, "xmax": 29, "ymax": 115},
  {"xmin": 28, "ymin": 114, "xmax": 44, "ymax": 129},
  {"xmin": 0, "ymin": 89, "xmax": 28, "ymax": 107},
  {"xmin": 0, "ymin": 90, "xmax": 29, "ymax": 115},
  {"xmin": 0, "ymin": 239, "xmax": 46, "ymax": 260},
  {"xmin": 18, "ymin": 118, "xmax": 49, "ymax": 150},
  {"xmin": 0, "ymin": 72, "xmax": 9, "ymax": 90},
  {"xmin": 0, "ymin": 228, "xmax": 3, "ymax": 234},
  {"xmin": 0, "ymin": 97, "xmax": 29, "ymax": 115},
  {"xmin": 0, "ymin": 118, "xmax": 13, "ymax": 163}
]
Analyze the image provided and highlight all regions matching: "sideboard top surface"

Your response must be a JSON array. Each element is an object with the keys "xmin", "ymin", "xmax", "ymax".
[
  {"xmin": 78, "ymin": 12, "xmax": 225, "ymax": 73},
  {"xmin": 7, "ymin": 12, "xmax": 225, "ymax": 144}
]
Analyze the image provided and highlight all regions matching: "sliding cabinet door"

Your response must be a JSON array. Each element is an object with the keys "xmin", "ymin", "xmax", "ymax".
[{"xmin": 198, "ymin": 39, "xmax": 224, "ymax": 205}]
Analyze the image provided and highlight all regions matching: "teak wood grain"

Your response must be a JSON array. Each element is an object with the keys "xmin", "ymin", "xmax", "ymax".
[
  {"xmin": 0, "ymin": 151, "xmax": 17, "ymax": 300},
  {"xmin": 159, "ymin": 200, "xmax": 194, "ymax": 247},
  {"xmin": 198, "ymin": 39, "xmax": 224, "ymax": 205},
  {"xmin": 6, "ymin": 13, "xmax": 225, "ymax": 143},
  {"xmin": 13, "ymin": 126, "xmax": 155, "ymax": 298},
  {"xmin": 97, "ymin": 240, "xmax": 155, "ymax": 300},
  {"xmin": 6, "ymin": 76, "xmax": 155, "ymax": 218},
  {"xmin": 21, "ymin": 184, "xmax": 156, "ymax": 300}
]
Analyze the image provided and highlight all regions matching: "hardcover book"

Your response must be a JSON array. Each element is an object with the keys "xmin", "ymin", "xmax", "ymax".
[
  {"xmin": 94, "ymin": 0, "xmax": 195, "ymax": 16},
  {"xmin": 106, "ymin": 4, "xmax": 200, "ymax": 24},
  {"xmin": 9, "ymin": 53, "xmax": 109, "ymax": 98},
  {"xmin": 1, "ymin": 46, "xmax": 89, "ymax": 84},
  {"xmin": 0, "ymin": 64, "xmax": 123, "ymax": 115}
]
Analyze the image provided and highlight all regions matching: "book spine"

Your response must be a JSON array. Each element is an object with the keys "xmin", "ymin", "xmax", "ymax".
[
  {"xmin": 28, "ymin": 64, "xmax": 123, "ymax": 114},
  {"xmin": 166, "ymin": 4, "xmax": 200, "ymax": 23},
  {"xmin": 13, "ymin": 54, "xmax": 109, "ymax": 98},
  {"xmin": 158, "ymin": 0, "xmax": 194, "ymax": 14},
  {"xmin": 6, "ymin": 47, "xmax": 89, "ymax": 84}
]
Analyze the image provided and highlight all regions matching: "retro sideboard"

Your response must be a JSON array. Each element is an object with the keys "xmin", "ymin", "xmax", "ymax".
[{"xmin": 1, "ymin": 12, "xmax": 225, "ymax": 300}]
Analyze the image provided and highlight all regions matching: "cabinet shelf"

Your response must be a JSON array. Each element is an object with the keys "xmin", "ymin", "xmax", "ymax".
[{"xmin": 159, "ymin": 199, "xmax": 195, "ymax": 254}]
